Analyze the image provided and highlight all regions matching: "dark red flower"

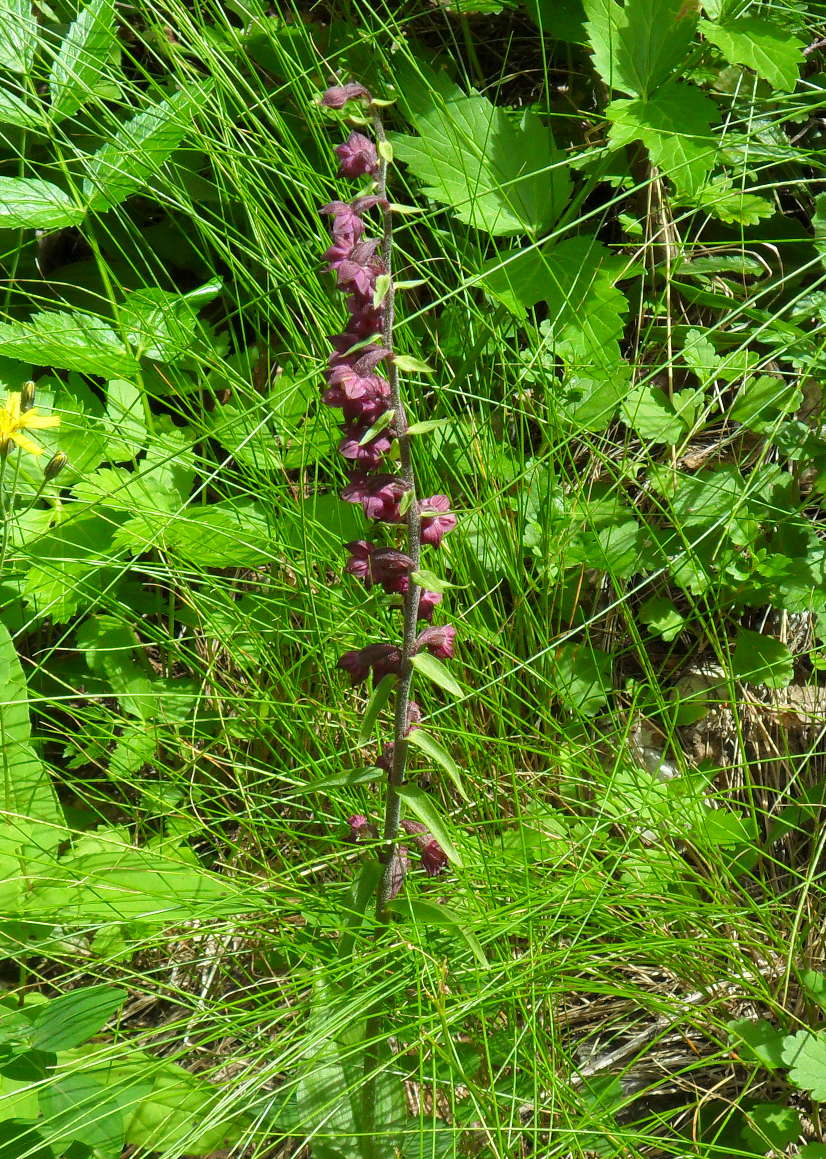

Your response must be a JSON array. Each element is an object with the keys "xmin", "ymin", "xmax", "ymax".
[
  {"xmin": 420, "ymin": 495, "xmax": 457, "ymax": 547},
  {"xmin": 386, "ymin": 844, "xmax": 410, "ymax": 900},
  {"xmin": 336, "ymin": 131, "xmax": 379, "ymax": 179},
  {"xmin": 405, "ymin": 701, "xmax": 422, "ymax": 733},
  {"xmin": 400, "ymin": 820, "xmax": 448, "ymax": 876},
  {"xmin": 346, "ymin": 814, "xmax": 378, "ymax": 842},
  {"xmin": 341, "ymin": 473, "xmax": 407, "ymax": 523},
  {"xmin": 321, "ymin": 83, "xmax": 371, "ymax": 108},
  {"xmin": 338, "ymin": 643, "xmax": 402, "ymax": 686},
  {"xmin": 415, "ymin": 624, "xmax": 456, "ymax": 660},
  {"xmin": 339, "ymin": 422, "xmax": 394, "ymax": 468}
]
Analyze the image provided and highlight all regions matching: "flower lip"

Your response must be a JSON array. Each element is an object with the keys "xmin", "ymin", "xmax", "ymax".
[{"xmin": 321, "ymin": 82, "xmax": 372, "ymax": 108}]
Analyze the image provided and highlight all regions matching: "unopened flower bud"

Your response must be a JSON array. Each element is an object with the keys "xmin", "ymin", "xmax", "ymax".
[
  {"xmin": 20, "ymin": 381, "xmax": 36, "ymax": 412},
  {"xmin": 44, "ymin": 451, "xmax": 68, "ymax": 481}
]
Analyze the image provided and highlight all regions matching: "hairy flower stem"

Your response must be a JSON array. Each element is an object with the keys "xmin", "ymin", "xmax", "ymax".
[{"xmin": 372, "ymin": 112, "xmax": 422, "ymax": 922}]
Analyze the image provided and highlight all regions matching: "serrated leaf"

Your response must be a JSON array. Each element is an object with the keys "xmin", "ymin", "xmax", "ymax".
[
  {"xmin": 83, "ymin": 87, "xmax": 205, "ymax": 212},
  {"xmin": 396, "ymin": 784, "xmax": 463, "ymax": 866},
  {"xmin": 607, "ymin": 81, "xmax": 718, "ymax": 196},
  {"xmin": 584, "ymin": 0, "xmax": 698, "ymax": 97},
  {"xmin": 0, "ymin": 87, "xmax": 42, "ymax": 129},
  {"xmin": 391, "ymin": 87, "xmax": 570, "ymax": 235},
  {"xmin": 732, "ymin": 627, "xmax": 793, "ymax": 690},
  {"xmin": 682, "ymin": 328, "xmax": 719, "ymax": 383},
  {"xmin": 406, "ymin": 728, "xmax": 468, "ymax": 801},
  {"xmin": 0, "ymin": 310, "xmax": 138, "ymax": 377},
  {"xmin": 119, "ymin": 287, "xmax": 202, "ymax": 361},
  {"xmin": 104, "ymin": 378, "xmax": 146, "ymax": 461},
  {"xmin": 49, "ymin": 0, "xmax": 116, "ymax": 120},
  {"xmin": 620, "ymin": 383, "xmax": 686, "ymax": 443},
  {"xmin": 782, "ymin": 1030, "xmax": 826, "ymax": 1101},
  {"xmin": 700, "ymin": 16, "xmax": 804, "ymax": 92},
  {"xmin": 388, "ymin": 897, "xmax": 487, "ymax": 966},
  {"xmin": 568, "ymin": 518, "xmax": 640, "ymax": 578},
  {"xmin": 689, "ymin": 176, "xmax": 774, "ymax": 224},
  {"xmin": 410, "ymin": 652, "xmax": 463, "ymax": 698},
  {"xmin": 0, "ymin": 177, "xmax": 84, "ymax": 228},
  {"xmin": 357, "ymin": 673, "xmax": 397, "ymax": 744},
  {"xmin": 22, "ymin": 512, "xmax": 123, "ymax": 623},
  {"xmin": 482, "ymin": 237, "xmax": 629, "ymax": 377},
  {"xmin": 0, "ymin": 0, "xmax": 38, "ymax": 73}
]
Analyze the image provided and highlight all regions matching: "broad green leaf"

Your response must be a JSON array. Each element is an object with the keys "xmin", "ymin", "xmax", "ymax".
[
  {"xmin": 407, "ymin": 728, "xmax": 468, "ymax": 800},
  {"xmin": 620, "ymin": 383, "xmax": 686, "ymax": 444},
  {"xmin": 730, "ymin": 375, "xmax": 802, "ymax": 428},
  {"xmin": 39, "ymin": 1071, "xmax": 126, "ymax": 1155},
  {"xmin": 0, "ymin": 310, "xmax": 138, "ymax": 378},
  {"xmin": 0, "ymin": 87, "xmax": 43, "ymax": 129},
  {"xmin": 119, "ymin": 282, "xmax": 218, "ymax": 361},
  {"xmin": 396, "ymin": 784, "xmax": 463, "ymax": 867},
  {"xmin": 483, "ymin": 237, "xmax": 629, "ymax": 378},
  {"xmin": 0, "ymin": 0, "xmax": 38, "ymax": 73},
  {"xmin": 781, "ymin": 1031, "xmax": 826, "ymax": 1101},
  {"xmin": 550, "ymin": 642, "xmax": 612, "ymax": 716},
  {"xmin": 525, "ymin": 0, "xmax": 587, "ymax": 42},
  {"xmin": 0, "ymin": 623, "xmax": 66, "ymax": 913},
  {"xmin": 732, "ymin": 628, "xmax": 793, "ymax": 690},
  {"xmin": 639, "ymin": 595, "xmax": 685, "ymax": 641},
  {"xmin": 739, "ymin": 1103, "xmax": 800, "ymax": 1154},
  {"xmin": 357, "ymin": 673, "xmax": 396, "ymax": 744},
  {"xmin": 0, "ymin": 1122, "xmax": 51, "ymax": 1159},
  {"xmin": 801, "ymin": 969, "xmax": 826, "ymax": 1012},
  {"xmin": 727, "ymin": 1018, "xmax": 786, "ymax": 1070},
  {"xmin": 584, "ymin": 0, "xmax": 697, "ymax": 97},
  {"xmin": 31, "ymin": 986, "xmax": 126, "ymax": 1051},
  {"xmin": 83, "ymin": 87, "xmax": 205, "ymax": 212},
  {"xmin": 700, "ymin": 16, "xmax": 805, "ymax": 92},
  {"xmin": 391, "ymin": 81, "xmax": 570, "ymax": 235},
  {"xmin": 411, "ymin": 652, "xmax": 463, "ymax": 698},
  {"xmin": 607, "ymin": 81, "xmax": 718, "ymax": 196},
  {"xmin": 568, "ymin": 518, "xmax": 640, "ymax": 578},
  {"xmin": 49, "ymin": 0, "xmax": 116, "ymax": 120},
  {"xmin": 681, "ymin": 328, "xmax": 719, "ymax": 383},
  {"xmin": 103, "ymin": 378, "xmax": 146, "ymax": 461},
  {"xmin": 388, "ymin": 897, "xmax": 488, "ymax": 966},
  {"xmin": 689, "ymin": 176, "xmax": 774, "ymax": 224},
  {"xmin": 0, "ymin": 177, "xmax": 83, "ymax": 228},
  {"xmin": 21, "ymin": 512, "xmax": 123, "ymax": 624},
  {"xmin": 77, "ymin": 615, "xmax": 156, "ymax": 720},
  {"xmin": 114, "ymin": 500, "xmax": 270, "ymax": 567}
]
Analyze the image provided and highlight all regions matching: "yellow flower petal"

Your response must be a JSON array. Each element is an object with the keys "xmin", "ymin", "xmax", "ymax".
[
  {"xmin": 21, "ymin": 410, "xmax": 60, "ymax": 430},
  {"xmin": 11, "ymin": 431, "xmax": 43, "ymax": 456}
]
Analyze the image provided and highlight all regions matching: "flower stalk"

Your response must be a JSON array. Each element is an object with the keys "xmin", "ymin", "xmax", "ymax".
[{"xmin": 317, "ymin": 83, "xmax": 457, "ymax": 922}]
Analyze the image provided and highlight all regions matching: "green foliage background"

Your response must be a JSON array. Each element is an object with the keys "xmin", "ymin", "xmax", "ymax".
[{"xmin": 0, "ymin": 0, "xmax": 825, "ymax": 1156}]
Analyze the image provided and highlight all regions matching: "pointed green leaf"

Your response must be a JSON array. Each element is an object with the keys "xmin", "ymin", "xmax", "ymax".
[
  {"xmin": 49, "ymin": 0, "xmax": 116, "ymax": 120},
  {"xmin": 391, "ymin": 73, "xmax": 570, "ymax": 235},
  {"xmin": 357, "ymin": 673, "xmax": 397, "ymax": 744},
  {"xmin": 584, "ymin": 0, "xmax": 697, "ymax": 97},
  {"xmin": 607, "ymin": 81, "xmax": 718, "ymax": 197},
  {"xmin": 406, "ymin": 729, "xmax": 468, "ymax": 801},
  {"xmin": 0, "ymin": 0, "xmax": 38, "ymax": 73},
  {"xmin": 358, "ymin": 408, "xmax": 394, "ymax": 445},
  {"xmin": 0, "ymin": 309, "xmax": 137, "ymax": 377},
  {"xmin": 411, "ymin": 652, "xmax": 463, "ymax": 698},
  {"xmin": 83, "ymin": 86, "xmax": 206, "ymax": 212},
  {"xmin": 700, "ymin": 16, "xmax": 804, "ymax": 92},
  {"xmin": 393, "ymin": 354, "xmax": 433, "ymax": 373},
  {"xmin": 0, "ymin": 177, "xmax": 84, "ymax": 229},
  {"xmin": 0, "ymin": 88, "xmax": 43, "ymax": 129},
  {"xmin": 397, "ymin": 784, "xmax": 463, "ymax": 866},
  {"xmin": 388, "ymin": 897, "xmax": 487, "ymax": 966},
  {"xmin": 409, "ymin": 569, "xmax": 457, "ymax": 594},
  {"xmin": 31, "ymin": 985, "xmax": 126, "ymax": 1051},
  {"xmin": 406, "ymin": 418, "xmax": 452, "ymax": 435}
]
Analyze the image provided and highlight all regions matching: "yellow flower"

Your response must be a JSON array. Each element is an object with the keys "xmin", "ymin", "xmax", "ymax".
[{"xmin": 0, "ymin": 391, "xmax": 60, "ymax": 457}]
